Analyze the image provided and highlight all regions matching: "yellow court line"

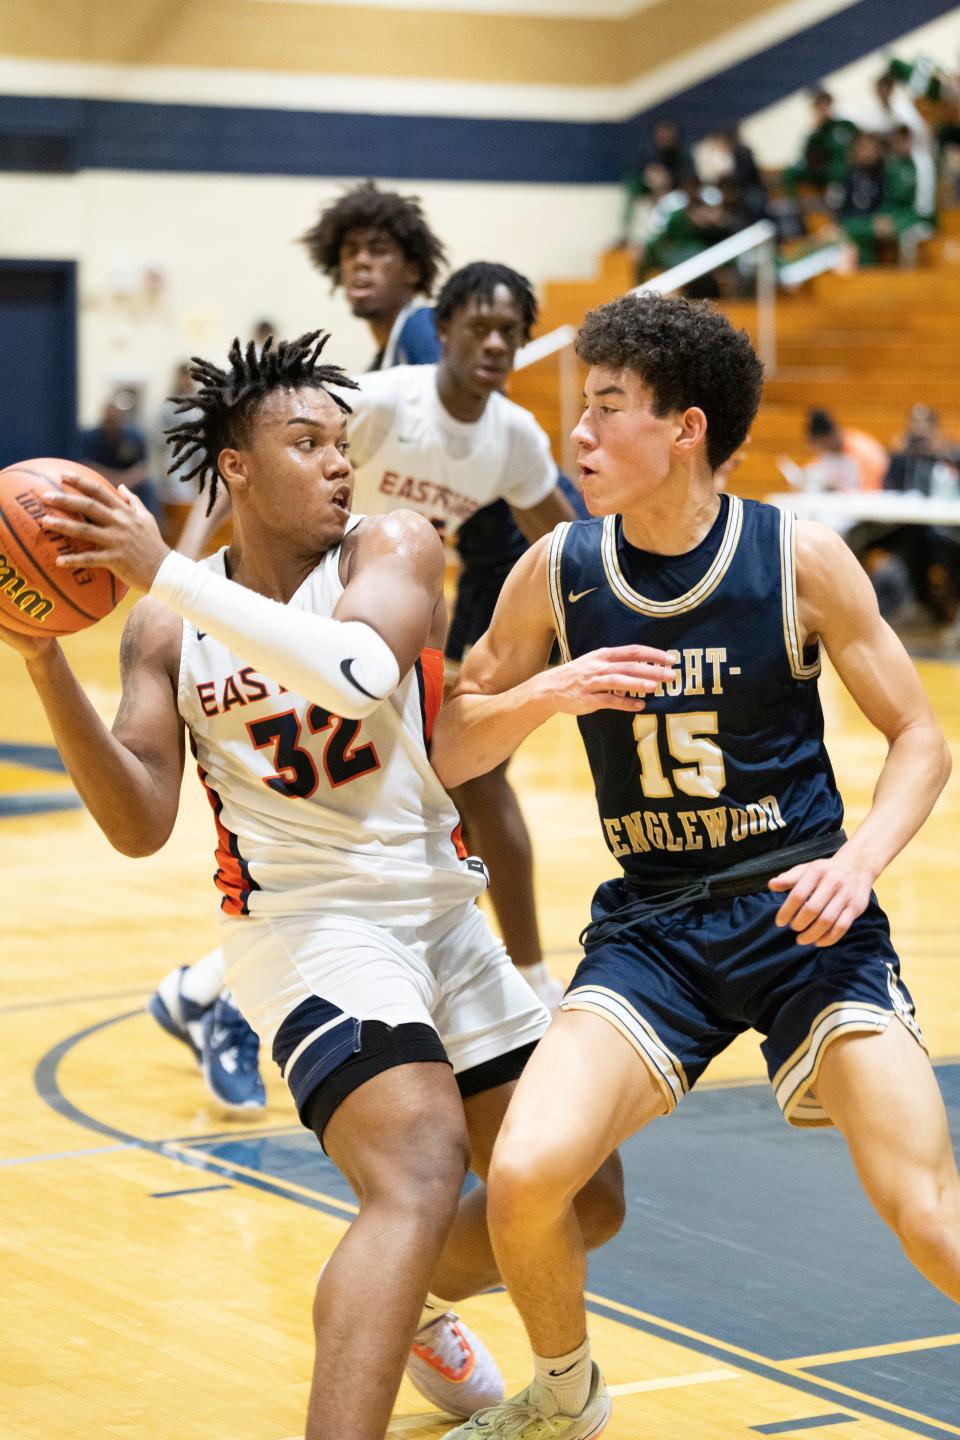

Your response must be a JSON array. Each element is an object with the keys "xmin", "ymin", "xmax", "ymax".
[
  {"xmin": 160, "ymin": 1139, "xmax": 360, "ymax": 1216},
  {"xmin": 609, "ymin": 1368, "xmax": 740, "ymax": 1395},
  {"xmin": 273, "ymin": 1375, "xmax": 740, "ymax": 1440},
  {"xmin": 584, "ymin": 1291, "xmax": 960, "ymax": 1437},
  {"xmin": 786, "ymin": 1333, "xmax": 960, "ymax": 1369}
]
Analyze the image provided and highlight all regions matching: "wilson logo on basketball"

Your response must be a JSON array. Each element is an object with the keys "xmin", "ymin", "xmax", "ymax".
[{"xmin": 0, "ymin": 552, "xmax": 55, "ymax": 623}]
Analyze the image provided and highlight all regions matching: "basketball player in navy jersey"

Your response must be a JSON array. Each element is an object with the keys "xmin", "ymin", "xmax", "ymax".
[
  {"xmin": 0, "ymin": 332, "xmax": 633, "ymax": 1440},
  {"xmin": 301, "ymin": 180, "xmax": 445, "ymax": 370},
  {"xmin": 432, "ymin": 293, "xmax": 959, "ymax": 1438}
]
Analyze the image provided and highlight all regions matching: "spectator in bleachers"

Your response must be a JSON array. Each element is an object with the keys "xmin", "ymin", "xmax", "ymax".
[
  {"xmin": 886, "ymin": 405, "xmax": 960, "ymax": 495},
  {"xmin": 619, "ymin": 118, "xmax": 698, "ymax": 246},
  {"xmin": 849, "ymin": 407, "xmax": 960, "ymax": 627},
  {"xmin": 885, "ymin": 123, "xmax": 937, "ymax": 231},
  {"xmin": 836, "ymin": 128, "xmax": 936, "ymax": 265},
  {"xmin": 855, "ymin": 70, "xmax": 930, "ymax": 149},
  {"xmin": 640, "ymin": 177, "xmax": 741, "ymax": 294},
  {"xmin": 80, "ymin": 397, "xmax": 162, "ymax": 524},
  {"xmin": 156, "ymin": 361, "xmax": 201, "ymax": 538},
  {"xmin": 648, "ymin": 118, "xmax": 699, "ymax": 189},
  {"xmin": 782, "ymin": 89, "xmax": 857, "ymax": 198},
  {"xmin": 790, "ymin": 408, "xmax": 888, "ymax": 492},
  {"xmin": 836, "ymin": 132, "xmax": 888, "ymax": 265},
  {"xmin": 696, "ymin": 127, "xmax": 769, "ymax": 224},
  {"xmin": 252, "ymin": 318, "xmax": 279, "ymax": 356}
]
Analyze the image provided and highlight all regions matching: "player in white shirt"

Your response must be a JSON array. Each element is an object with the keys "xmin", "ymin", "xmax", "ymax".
[
  {"xmin": 350, "ymin": 358, "xmax": 556, "ymax": 534},
  {"xmin": 2, "ymin": 332, "xmax": 624, "ymax": 1440},
  {"xmin": 156, "ymin": 267, "xmax": 572, "ymax": 1081},
  {"xmin": 349, "ymin": 263, "xmax": 575, "ymax": 1005}
]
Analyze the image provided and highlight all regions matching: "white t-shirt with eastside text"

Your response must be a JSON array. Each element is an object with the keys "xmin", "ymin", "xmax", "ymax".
[{"xmin": 347, "ymin": 365, "xmax": 556, "ymax": 540}]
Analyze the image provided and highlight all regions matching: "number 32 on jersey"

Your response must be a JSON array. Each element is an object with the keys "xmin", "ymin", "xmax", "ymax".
[{"xmin": 247, "ymin": 706, "xmax": 380, "ymax": 798}]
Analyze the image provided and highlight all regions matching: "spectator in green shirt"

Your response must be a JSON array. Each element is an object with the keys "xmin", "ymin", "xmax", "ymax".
[{"xmin": 783, "ymin": 89, "xmax": 858, "ymax": 197}]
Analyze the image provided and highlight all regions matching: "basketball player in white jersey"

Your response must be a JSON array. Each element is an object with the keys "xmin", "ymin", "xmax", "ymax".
[
  {"xmin": 154, "ymin": 262, "xmax": 573, "ymax": 1103},
  {"xmin": 1, "ymin": 331, "xmax": 631, "ymax": 1440},
  {"xmin": 347, "ymin": 261, "xmax": 575, "ymax": 998}
]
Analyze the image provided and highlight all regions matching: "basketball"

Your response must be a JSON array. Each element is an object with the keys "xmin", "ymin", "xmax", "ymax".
[{"xmin": 0, "ymin": 458, "xmax": 128, "ymax": 636}]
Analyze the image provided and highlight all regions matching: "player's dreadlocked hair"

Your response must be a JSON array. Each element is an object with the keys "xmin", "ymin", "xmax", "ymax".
[
  {"xmin": 434, "ymin": 262, "xmax": 538, "ymax": 343},
  {"xmin": 301, "ymin": 181, "xmax": 446, "ymax": 295},
  {"xmin": 165, "ymin": 330, "xmax": 359, "ymax": 515}
]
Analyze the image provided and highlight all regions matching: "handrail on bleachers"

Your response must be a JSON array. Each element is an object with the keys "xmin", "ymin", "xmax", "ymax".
[{"xmin": 513, "ymin": 219, "xmax": 779, "ymax": 473}]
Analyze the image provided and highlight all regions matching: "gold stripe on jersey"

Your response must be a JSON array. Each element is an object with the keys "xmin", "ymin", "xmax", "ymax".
[
  {"xmin": 599, "ymin": 495, "xmax": 743, "ymax": 617},
  {"xmin": 779, "ymin": 508, "xmax": 821, "ymax": 681},
  {"xmin": 547, "ymin": 522, "xmax": 573, "ymax": 663},
  {"xmin": 774, "ymin": 1000, "xmax": 896, "ymax": 1126},
  {"xmin": 562, "ymin": 983, "xmax": 688, "ymax": 1108}
]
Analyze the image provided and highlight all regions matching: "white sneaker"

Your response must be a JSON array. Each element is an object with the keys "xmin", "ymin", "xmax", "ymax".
[
  {"xmin": 406, "ymin": 1312, "xmax": 505, "ymax": 1418},
  {"xmin": 440, "ymin": 1362, "xmax": 610, "ymax": 1438}
]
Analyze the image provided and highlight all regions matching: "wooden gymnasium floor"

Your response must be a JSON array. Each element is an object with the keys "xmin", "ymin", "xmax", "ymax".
[{"xmin": 2, "ymin": 598, "xmax": 959, "ymax": 1440}]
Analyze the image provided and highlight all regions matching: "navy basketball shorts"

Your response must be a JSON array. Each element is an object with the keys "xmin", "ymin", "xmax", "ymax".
[
  {"xmin": 561, "ymin": 879, "xmax": 925, "ymax": 1127},
  {"xmin": 221, "ymin": 900, "xmax": 548, "ymax": 1140},
  {"xmin": 444, "ymin": 560, "xmax": 513, "ymax": 668}
]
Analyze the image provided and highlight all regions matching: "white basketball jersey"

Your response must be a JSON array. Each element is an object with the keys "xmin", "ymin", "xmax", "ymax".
[
  {"xmin": 177, "ymin": 521, "xmax": 486, "ymax": 924},
  {"xmin": 348, "ymin": 366, "xmax": 556, "ymax": 540}
]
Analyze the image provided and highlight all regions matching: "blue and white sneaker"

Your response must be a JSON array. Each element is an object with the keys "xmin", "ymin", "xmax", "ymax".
[
  {"xmin": 147, "ymin": 965, "xmax": 209, "ymax": 1063},
  {"xmin": 200, "ymin": 994, "xmax": 266, "ymax": 1113}
]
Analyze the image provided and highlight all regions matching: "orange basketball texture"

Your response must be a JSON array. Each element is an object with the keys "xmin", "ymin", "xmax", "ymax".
[{"xmin": 0, "ymin": 459, "xmax": 128, "ymax": 636}]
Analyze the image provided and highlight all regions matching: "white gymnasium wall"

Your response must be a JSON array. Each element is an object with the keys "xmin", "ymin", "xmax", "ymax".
[
  {"xmin": 3, "ymin": 3, "xmax": 959, "ymax": 439},
  {"xmin": 0, "ymin": 168, "xmax": 621, "ymax": 431},
  {"xmin": 741, "ymin": 9, "xmax": 960, "ymax": 163}
]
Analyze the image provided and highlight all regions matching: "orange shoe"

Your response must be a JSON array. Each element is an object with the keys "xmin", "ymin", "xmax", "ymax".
[{"xmin": 407, "ymin": 1312, "xmax": 504, "ymax": 1418}]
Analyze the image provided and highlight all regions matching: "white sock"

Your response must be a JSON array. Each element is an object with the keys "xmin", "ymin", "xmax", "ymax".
[
  {"xmin": 179, "ymin": 949, "xmax": 227, "ymax": 1008},
  {"xmin": 416, "ymin": 1292, "xmax": 455, "ymax": 1334},
  {"xmin": 533, "ymin": 1336, "xmax": 593, "ymax": 1417}
]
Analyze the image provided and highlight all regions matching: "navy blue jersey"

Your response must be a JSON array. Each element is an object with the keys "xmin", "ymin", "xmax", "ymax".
[{"xmin": 548, "ymin": 495, "xmax": 843, "ymax": 882}]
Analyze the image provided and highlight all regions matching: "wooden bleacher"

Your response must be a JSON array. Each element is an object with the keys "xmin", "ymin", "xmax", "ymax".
[{"xmin": 510, "ymin": 212, "xmax": 960, "ymax": 504}]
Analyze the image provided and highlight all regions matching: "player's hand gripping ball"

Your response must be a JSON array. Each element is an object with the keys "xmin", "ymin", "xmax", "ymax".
[{"xmin": 0, "ymin": 458, "xmax": 128, "ymax": 636}]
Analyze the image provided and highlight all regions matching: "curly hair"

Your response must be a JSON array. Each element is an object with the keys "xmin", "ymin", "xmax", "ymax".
[
  {"xmin": 434, "ymin": 262, "xmax": 538, "ymax": 342},
  {"xmin": 301, "ymin": 181, "xmax": 446, "ymax": 295},
  {"xmin": 575, "ymin": 292, "xmax": 763, "ymax": 472},
  {"xmin": 165, "ymin": 330, "xmax": 359, "ymax": 515}
]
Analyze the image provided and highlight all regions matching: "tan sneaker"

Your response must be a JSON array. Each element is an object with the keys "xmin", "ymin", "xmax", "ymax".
[{"xmin": 440, "ymin": 1361, "xmax": 610, "ymax": 1438}]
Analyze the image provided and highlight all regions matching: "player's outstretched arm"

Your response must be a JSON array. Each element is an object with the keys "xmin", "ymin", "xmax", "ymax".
[
  {"xmin": 0, "ymin": 598, "xmax": 185, "ymax": 856},
  {"xmin": 770, "ymin": 522, "xmax": 952, "ymax": 947},
  {"xmin": 334, "ymin": 509, "xmax": 447, "ymax": 676},
  {"xmin": 39, "ymin": 475, "xmax": 409, "ymax": 721},
  {"xmin": 510, "ymin": 484, "xmax": 575, "ymax": 543},
  {"xmin": 432, "ymin": 537, "xmax": 675, "ymax": 788}
]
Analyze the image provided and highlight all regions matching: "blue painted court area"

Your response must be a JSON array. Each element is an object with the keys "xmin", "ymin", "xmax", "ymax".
[
  {"xmin": 0, "ymin": 739, "xmax": 79, "ymax": 817},
  {"xmin": 185, "ymin": 1064, "xmax": 960, "ymax": 1430},
  {"xmin": 810, "ymin": 1348, "xmax": 959, "ymax": 1428}
]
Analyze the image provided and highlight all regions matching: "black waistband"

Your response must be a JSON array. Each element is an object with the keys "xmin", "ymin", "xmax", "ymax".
[{"xmin": 579, "ymin": 830, "xmax": 846, "ymax": 951}]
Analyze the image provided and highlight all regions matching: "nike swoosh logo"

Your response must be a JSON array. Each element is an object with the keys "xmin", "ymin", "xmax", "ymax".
[
  {"xmin": 567, "ymin": 587, "xmax": 598, "ymax": 604},
  {"xmin": 340, "ymin": 657, "xmax": 378, "ymax": 700},
  {"xmin": 197, "ymin": 629, "xmax": 206, "ymax": 641},
  {"xmin": 548, "ymin": 1361, "xmax": 579, "ymax": 1377}
]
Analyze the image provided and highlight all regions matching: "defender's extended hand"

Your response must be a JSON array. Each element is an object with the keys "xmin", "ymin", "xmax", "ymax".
[
  {"xmin": 769, "ymin": 852, "xmax": 874, "ymax": 947},
  {"xmin": 40, "ymin": 475, "xmax": 170, "ymax": 593},
  {"xmin": 543, "ymin": 645, "xmax": 675, "ymax": 716}
]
